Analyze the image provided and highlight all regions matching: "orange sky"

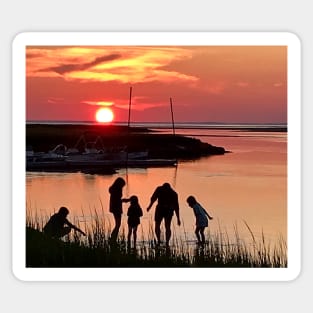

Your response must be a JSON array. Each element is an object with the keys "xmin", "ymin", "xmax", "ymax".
[{"xmin": 26, "ymin": 45, "xmax": 287, "ymax": 123}]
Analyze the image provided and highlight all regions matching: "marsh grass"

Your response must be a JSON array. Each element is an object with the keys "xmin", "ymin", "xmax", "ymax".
[{"xmin": 26, "ymin": 211, "xmax": 287, "ymax": 268}]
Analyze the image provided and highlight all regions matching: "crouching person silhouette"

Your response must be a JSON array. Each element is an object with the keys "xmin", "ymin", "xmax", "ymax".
[{"xmin": 43, "ymin": 206, "xmax": 86, "ymax": 238}]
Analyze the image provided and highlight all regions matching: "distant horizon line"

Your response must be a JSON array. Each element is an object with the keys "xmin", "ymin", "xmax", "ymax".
[{"xmin": 26, "ymin": 120, "xmax": 287, "ymax": 126}]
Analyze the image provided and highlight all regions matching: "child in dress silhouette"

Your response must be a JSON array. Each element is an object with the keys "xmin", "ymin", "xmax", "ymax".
[{"xmin": 125, "ymin": 195, "xmax": 143, "ymax": 247}]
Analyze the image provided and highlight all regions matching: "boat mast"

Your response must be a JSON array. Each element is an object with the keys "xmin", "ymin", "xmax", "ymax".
[
  {"xmin": 170, "ymin": 97, "xmax": 175, "ymax": 136},
  {"xmin": 169, "ymin": 97, "xmax": 178, "ymax": 186},
  {"xmin": 128, "ymin": 86, "xmax": 133, "ymax": 128},
  {"xmin": 125, "ymin": 86, "xmax": 132, "ymax": 175}
]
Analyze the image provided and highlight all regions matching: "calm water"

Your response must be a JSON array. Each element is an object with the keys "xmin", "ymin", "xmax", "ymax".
[{"xmin": 26, "ymin": 128, "xmax": 287, "ymax": 245}]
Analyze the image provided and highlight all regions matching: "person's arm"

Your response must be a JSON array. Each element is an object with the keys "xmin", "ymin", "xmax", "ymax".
[
  {"xmin": 74, "ymin": 225, "xmax": 86, "ymax": 236},
  {"xmin": 139, "ymin": 206, "xmax": 143, "ymax": 217},
  {"xmin": 204, "ymin": 208, "xmax": 213, "ymax": 220},
  {"xmin": 174, "ymin": 194, "xmax": 181, "ymax": 226},
  {"xmin": 175, "ymin": 209, "xmax": 181, "ymax": 226},
  {"xmin": 146, "ymin": 198, "xmax": 155, "ymax": 212},
  {"xmin": 66, "ymin": 219, "xmax": 86, "ymax": 236},
  {"xmin": 147, "ymin": 188, "xmax": 158, "ymax": 212}
]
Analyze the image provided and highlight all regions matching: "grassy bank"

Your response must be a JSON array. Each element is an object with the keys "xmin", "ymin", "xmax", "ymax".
[{"xmin": 26, "ymin": 213, "xmax": 287, "ymax": 268}]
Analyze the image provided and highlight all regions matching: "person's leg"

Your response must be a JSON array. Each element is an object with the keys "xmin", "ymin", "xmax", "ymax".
[
  {"xmin": 164, "ymin": 215, "xmax": 173, "ymax": 246},
  {"xmin": 154, "ymin": 209, "xmax": 163, "ymax": 245},
  {"xmin": 58, "ymin": 226, "xmax": 71, "ymax": 238},
  {"xmin": 199, "ymin": 227, "xmax": 205, "ymax": 244},
  {"xmin": 155, "ymin": 219, "xmax": 162, "ymax": 245},
  {"xmin": 195, "ymin": 226, "xmax": 201, "ymax": 243},
  {"xmin": 111, "ymin": 213, "xmax": 121, "ymax": 242},
  {"xmin": 133, "ymin": 226, "xmax": 138, "ymax": 246},
  {"xmin": 127, "ymin": 225, "xmax": 132, "ymax": 244}
]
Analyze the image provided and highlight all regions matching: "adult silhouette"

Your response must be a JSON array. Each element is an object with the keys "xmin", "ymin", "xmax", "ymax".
[
  {"xmin": 43, "ymin": 206, "xmax": 86, "ymax": 238},
  {"xmin": 147, "ymin": 182, "xmax": 181, "ymax": 246},
  {"xmin": 108, "ymin": 177, "xmax": 127, "ymax": 243}
]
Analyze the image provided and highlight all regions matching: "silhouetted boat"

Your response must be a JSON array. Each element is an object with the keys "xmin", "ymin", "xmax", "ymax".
[{"xmin": 26, "ymin": 139, "xmax": 176, "ymax": 173}]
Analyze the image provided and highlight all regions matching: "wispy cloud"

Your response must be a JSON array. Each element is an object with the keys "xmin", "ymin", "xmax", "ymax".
[
  {"xmin": 273, "ymin": 82, "xmax": 283, "ymax": 87},
  {"xmin": 82, "ymin": 101, "xmax": 114, "ymax": 106},
  {"xmin": 235, "ymin": 81, "xmax": 249, "ymax": 88},
  {"xmin": 41, "ymin": 54, "xmax": 121, "ymax": 75},
  {"xmin": 26, "ymin": 46, "xmax": 199, "ymax": 85},
  {"xmin": 47, "ymin": 97, "xmax": 65, "ymax": 104},
  {"xmin": 81, "ymin": 96, "xmax": 164, "ymax": 111}
]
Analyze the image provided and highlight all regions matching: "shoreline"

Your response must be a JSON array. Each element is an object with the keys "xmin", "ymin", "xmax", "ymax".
[
  {"xmin": 26, "ymin": 121, "xmax": 287, "ymax": 132},
  {"xmin": 26, "ymin": 225, "xmax": 287, "ymax": 268}
]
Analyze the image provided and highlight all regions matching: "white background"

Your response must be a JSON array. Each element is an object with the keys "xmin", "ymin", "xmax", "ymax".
[{"xmin": 1, "ymin": 1, "xmax": 310, "ymax": 312}]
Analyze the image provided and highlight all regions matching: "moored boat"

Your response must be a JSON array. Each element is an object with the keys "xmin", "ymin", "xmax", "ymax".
[{"xmin": 26, "ymin": 138, "xmax": 176, "ymax": 173}]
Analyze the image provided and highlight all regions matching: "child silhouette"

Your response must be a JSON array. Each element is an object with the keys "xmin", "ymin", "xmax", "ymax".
[
  {"xmin": 125, "ymin": 195, "xmax": 143, "ymax": 247},
  {"xmin": 186, "ymin": 195, "xmax": 213, "ymax": 245}
]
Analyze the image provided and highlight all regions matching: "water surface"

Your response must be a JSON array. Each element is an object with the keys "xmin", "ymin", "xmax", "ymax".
[{"xmin": 26, "ymin": 128, "xmax": 287, "ymax": 245}]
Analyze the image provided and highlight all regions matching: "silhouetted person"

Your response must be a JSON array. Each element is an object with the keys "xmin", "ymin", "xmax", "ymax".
[
  {"xmin": 43, "ymin": 206, "xmax": 86, "ymax": 238},
  {"xmin": 186, "ymin": 195, "xmax": 213, "ymax": 245},
  {"xmin": 124, "ymin": 195, "xmax": 143, "ymax": 247},
  {"xmin": 108, "ymin": 177, "xmax": 127, "ymax": 243},
  {"xmin": 147, "ymin": 182, "xmax": 181, "ymax": 246}
]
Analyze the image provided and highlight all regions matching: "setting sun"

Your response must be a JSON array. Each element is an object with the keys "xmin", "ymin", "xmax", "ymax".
[{"xmin": 95, "ymin": 107, "xmax": 114, "ymax": 123}]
